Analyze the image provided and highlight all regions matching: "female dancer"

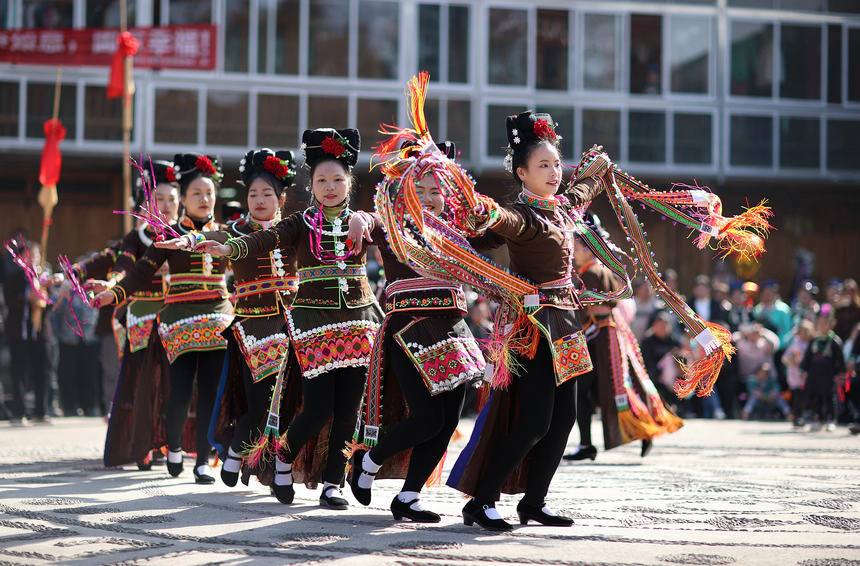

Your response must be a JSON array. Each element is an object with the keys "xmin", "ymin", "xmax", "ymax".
[
  {"xmin": 100, "ymin": 159, "xmax": 180, "ymax": 470},
  {"xmin": 159, "ymin": 149, "xmax": 299, "ymax": 496},
  {"xmin": 193, "ymin": 129, "xmax": 383, "ymax": 509},
  {"xmin": 95, "ymin": 153, "xmax": 233, "ymax": 484},
  {"xmin": 347, "ymin": 136, "xmax": 485, "ymax": 522},
  {"xmin": 448, "ymin": 111, "xmax": 609, "ymax": 531}
]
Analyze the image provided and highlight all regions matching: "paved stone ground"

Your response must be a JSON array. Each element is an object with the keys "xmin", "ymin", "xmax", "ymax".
[{"xmin": 1, "ymin": 417, "xmax": 859, "ymax": 566}]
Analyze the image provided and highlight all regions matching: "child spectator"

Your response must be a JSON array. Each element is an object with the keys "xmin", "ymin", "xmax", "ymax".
[
  {"xmin": 742, "ymin": 362, "xmax": 790, "ymax": 420},
  {"xmin": 782, "ymin": 320, "xmax": 813, "ymax": 427},
  {"xmin": 800, "ymin": 306, "xmax": 846, "ymax": 432}
]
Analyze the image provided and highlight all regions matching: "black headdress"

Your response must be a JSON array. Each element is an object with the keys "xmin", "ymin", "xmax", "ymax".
[
  {"xmin": 504, "ymin": 111, "xmax": 560, "ymax": 173},
  {"xmin": 238, "ymin": 148, "xmax": 296, "ymax": 195},
  {"xmin": 172, "ymin": 153, "xmax": 223, "ymax": 192},
  {"xmin": 401, "ymin": 139, "xmax": 457, "ymax": 160},
  {"xmin": 301, "ymin": 128, "xmax": 361, "ymax": 171}
]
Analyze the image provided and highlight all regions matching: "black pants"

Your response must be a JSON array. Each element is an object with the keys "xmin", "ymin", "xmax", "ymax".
[
  {"xmin": 790, "ymin": 387, "xmax": 805, "ymax": 420},
  {"xmin": 474, "ymin": 338, "xmax": 577, "ymax": 507},
  {"xmin": 9, "ymin": 336, "xmax": 49, "ymax": 419},
  {"xmin": 284, "ymin": 366, "xmax": 366, "ymax": 485},
  {"xmin": 166, "ymin": 350, "xmax": 225, "ymax": 466},
  {"xmin": 574, "ymin": 368, "xmax": 597, "ymax": 446},
  {"xmin": 229, "ymin": 363, "xmax": 274, "ymax": 453},
  {"xmin": 370, "ymin": 344, "xmax": 466, "ymax": 493},
  {"xmin": 808, "ymin": 390, "xmax": 835, "ymax": 423},
  {"xmin": 58, "ymin": 342, "xmax": 101, "ymax": 416}
]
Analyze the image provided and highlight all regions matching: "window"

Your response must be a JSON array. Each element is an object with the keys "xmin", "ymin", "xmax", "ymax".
[
  {"xmin": 779, "ymin": 117, "xmax": 819, "ymax": 169},
  {"xmin": 424, "ymin": 98, "xmax": 441, "ymax": 140},
  {"xmin": 309, "ymin": 0, "xmax": 348, "ymax": 77},
  {"xmin": 670, "ymin": 16, "xmax": 710, "ymax": 94},
  {"xmin": 358, "ymin": 1, "xmax": 399, "ymax": 79},
  {"xmin": 84, "ymin": 85, "xmax": 125, "ymax": 141},
  {"xmin": 308, "ymin": 96, "xmax": 348, "ymax": 129},
  {"xmin": 0, "ymin": 81, "xmax": 18, "ymax": 137},
  {"xmin": 730, "ymin": 22, "xmax": 773, "ymax": 97},
  {"xmin": 257, "ymin": 94, "xmax": 299, "ymax": 148},
  {"xmin": 418, "ymin": 4, "xmax": 469, "ymax": 83},
  {"xmin": 629, "ymin": 111, "xmax": 665, "ymax": 163},
  {"xmin": 22, "ymin": 0, "xmax": 73, "ymax": 28},
  {"xmin": 827, "ymin": 25, "xmax": 842, "ymax": 104},
  {"xmin": 536, "ymin": 9, "xmax": 568, "ymax": 91},
  {"xmin": 780, "ymin": 25, "xmax": 821, "ymax": 100},
  {"xmin": 674, "ymin": 113, "xmax": 711, "ymax": 165},
  {"xmin": 448, "ymin": 5, "xmax": 469, "ymax": 83},
  {"xmin": 418, "ymin": 4, "xmax": 441, "ymax": 79},
  {"xmin": 583, "ymin": 13, "xmax": 619, "ymax": 91},
  {"xmin": 26, "ymin": 83, "xmax": 76, "ymax": 140},
  {"xmin": 357, "ymin": 98, "xmax": 398, "ymax": 149},
  {"xmin": 169, "ymin": 0, "xmax": 211, "ymax": 24},
  {"xmin": 224, "ymin": 0, "xmax": 249, "ymax": 73},
  {"xmin": 630, "ymin": 15, "xmax": 662, "ymax": 95},
  {"xmin": 486, "ymin": 104, "xmax": 521, "ymax": 158},
  {"xmin": 827, "ymin": 120, "xmax": 860, "ymax": 171},
  {"xmin": 154, "ymin": 89, "xmax": 197, "ymax": 144},
  {"xmin": 0, "ymin": 1, "xmax": 9, "ymax": 29},
  {"xmin": 488, "ymin": 8, "xmax": 526, "ymax": 86},
  {"xmin": 447, "ymin": 99, "xmax": 471, "ymax": 161},
  {"xmin": 849, "ymin": 29, "xmax": 860, "ymax": 102},
  {"xmin": 536, "ymin": 106, "xmax": 573, "ymax": 159},
  {"xmin": 206, "ymin": 92, "xmax": 248, "ymax": 146},
  {"xmin": 269, "ymin": 0, "xmax": 300, "ymax": 74},
  {"xmin": 730, "ymin": 115, "xmax": 772, "ymax": 167},
  {"xmin": 582, "ymin": 109, "xmax": 620, "ymax": 160},
  {"xmin": 86, "ymin": 0, "xmax": 135, "ymax": 28}
]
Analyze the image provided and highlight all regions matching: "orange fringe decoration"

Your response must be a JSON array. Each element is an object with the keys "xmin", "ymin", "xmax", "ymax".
[
  {"xmin": 425, "ymin": 452, "xmax": 446, "ymax": 487},
  {"xmin": 649, "ymin": 397, "xmax": 685, "ymax": 433},
  {"xmin": 675, "ymin": 322, "xmax": 735, "ymax": 398},
  {"xmin": 695, "ymin": 200, "xmax": 773, "ymax": 260},
  {"xmin": 242, "ymin": 433, "xmax": 286, "ymax": 469},
  {"xmin": 618, "ymin": 409, "xmax": 664, "ymax": 444}
]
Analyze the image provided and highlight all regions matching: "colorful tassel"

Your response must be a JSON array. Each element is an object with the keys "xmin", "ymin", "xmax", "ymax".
[{"xmin": 676, "ymin": 322, "xmax": 735, "ymax": 398}]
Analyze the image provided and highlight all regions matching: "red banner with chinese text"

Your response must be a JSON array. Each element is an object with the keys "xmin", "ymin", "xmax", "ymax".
[{"xmin": 0, "ymin": 24, "xmax": 216, "ymax": 70}]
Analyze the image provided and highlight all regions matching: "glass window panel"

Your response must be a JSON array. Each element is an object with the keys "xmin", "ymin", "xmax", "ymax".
[
  {"xmin": 418, "ymin": 4, "xmax": 440, "ymax": 80},
  {"xmin": 670, "ymin": 16, "xmax": 709, "ymax": 94},
  {"xmin": 84, "ymin": 85, "xmax": 126, "ymax": 141},
  {"xmin": 630, "ymin": 15, "xmax": 662, "ymax": 95},
  {"xmin": 629, "ymin": 111, "xmax": 665, "ymax": 163},
  {"xmin": 0, "ymin": 81, "xmax": 18, "ymax": 137},
  {"xmin": 780, "ymin": 25, "xmax": 821, "ymax": 100},
  {"xmin": 448, "ymin": 5, "xmax": 469, "ymax": 83},
  {"xmin": 536, "ymin": 9, "xmax": 568, "ymax": 91},
  {"xmin": 272, "ymin": 0, "xmax": 300, "ymax": 74},
  {"xmin": 583, "ymin": 13, "xmax": 618, "ymax": 91},
  {"xmin": 582, "ymin": 109, "xmax": 620, "ymax": 159},
  {"xmin": 486, "ymin": 104, "xmax": 521, "ymax": 158},
  {"xmin": 830, "ymin": 0, "xmax": 860, "ymax": 14},
  {"xmin": 309, "ymin": 0, "xmax": 348, "ymax": 77},
  {"xmin": 358, "ymin": 1, "xmax": 399, "ymax": 79},
  {"xmin": 224, "ymin": 0, "xmax": 249, "ymax": 73},
  {"xmin": 730, "ymin": 115, "xmax": 772, "ymax": 167},
  {"xmin": 536, "ymin": 106, "xmax": 573, "ymax": 159},
  {"xmin": 154, "ymin": 89, "xmax": 197, "ymax": 144},
  {"xmin": 26, "ymin": 83, "xmax": 76, "ymax": 140},
  {"xmin": 827, "ymin": 25, "xmax": 842, "ymax": 104},
  {"xmin": 780, "ymin": 0, "xmax": 825, "ymax": 10},
  {"xmin": 308, "ymin": 96, "xmax": 348, "ymax": 129},
  {"xmin": 257, "ymin": 93, "xmax": 299, "ymax": 148},
  {"xmin": 779, "ymin": 117, "xmax": 819, "ymax": 169},
  {"xmin": 206, "ymin": 91, "xmax": 248, "ymax": 146},
  {"xmin": 447, "ymin": 99, "xmax": 470, "ymax": 161},
  {"xmin": 730, "ymin": 22, "xmax": 773, "ymax": 97},
  {"xmin": 22, "ymin": 1, "xmax": 73, "ymax": 28},
  {"xmin": 849, "ymin": 29, "xmax": 860, "ymax": 102},
  {"xmin": 357, "ymin": 98, "xmax": 398, "ymax": 149},
  {"xmin": 827, "ymin": 120, "xmax": 860, "ymax": 171},
  {"xmin": 674, "ymin": 113, "xmax": 711, "ymax": 165},
  {"xmin": 424, "ymin": 98, "xmax": 440, "ymax": 141},
  {"xmin": 0, "ymin": 1, "xmax": 8, "ymax": 29},
  {"xmin": 86, "ymin": 0, "xmax": 135, "ymax": 27},
  {"xmin": 488, "ymin": 8, "xmax": 527, "ymax": 86},
  {"xmin": 169, "ymin": 0, "xmax": 211, "ymax": 24},
  {"xmin": 728, "ymin": 0, "xmax": 772, "ymax": 6}
]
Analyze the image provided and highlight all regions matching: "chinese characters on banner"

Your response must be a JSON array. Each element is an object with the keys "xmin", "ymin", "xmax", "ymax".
[{"xmin": 0, "ymin": 24, "xmax": 216, "ymax": 70}]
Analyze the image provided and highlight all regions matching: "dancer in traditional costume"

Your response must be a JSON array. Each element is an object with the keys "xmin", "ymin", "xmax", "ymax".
[
  {"xmin": 95, "ymin": 153, "xmax": 232, "ymax": 484},
  {"xmin": 99, "ymin": 159, "xmax": 180, "ymax": 470},
  {"xmin": 347, "ymin": 136, "xmax": 485, "ymax": 523},
  {"xmin": 193, "ymin": 129, "xmax": 384, "ymax": 509},
  {"xmin": 564, "ymin": 212, "xmax": 683, "ymax": 462},
  {"xmin": 160, "ymin": 149, "xmax": 299, "ymax": 494}
]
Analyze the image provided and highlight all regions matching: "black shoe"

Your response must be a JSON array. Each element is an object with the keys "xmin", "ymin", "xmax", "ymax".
[
  {"xmin": 220, "ymin": 452, "xmax": 243, "ymax": 487},
  {"xmin": 137, "ymin": 459, "xmax": 152, "ymax": 471},
  {"xmin": 271, "ymin": 483, "xmax": 295, "ymax": 504},
  {"xmin": 320, "ymin": 485, "xmax": 349, "ymax": 510},
  {"xmin": 462, "ymin": 500, "xmax": 512, "ymax": 531},
  {"xmin": 563, "ymin": 445, "xmax": 597, "ymax": 461},
  {"xmin": 849, "ymin": 423, "xmax": 860, "ymax": 435},
  {"xmin": 516, "ymin": 500, "xmax": 573, "ymax": 527},
  {"xmin": 193, "ymin": 465, "xmax": 215, "ymax": 484},
  {"xmin": 641, "ymin": 439, "xmax": 653, "ymax": 458},
  {"xmin": 166, "ymin": 452, "xmax": 183, "ymax": 477},
  {"xmin": 391, "ymin": 495, "xmax": 441, "ymax": 523},
  {"xmin": 348, "ymin": 449, "xmax": 375, "ymax": 506}
]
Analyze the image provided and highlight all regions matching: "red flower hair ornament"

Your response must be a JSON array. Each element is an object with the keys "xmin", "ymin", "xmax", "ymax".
[
  {"xmin": 533, "ymin": 118, "xmax": 557, "ymax": 142},
  {"xmin": 263, "ymin": 155, "xmax": 292, "ymax": 180},
  {"xmin": 165, "ymin": 167, "xmax": 177, "ymax": 183},
  {"xmin": 321, "ymin": 136, "xmax": 346, "ymax": 157},
  {"xmin": 195, "ymin": 155, "xmax": 217, "ymax": 176}
]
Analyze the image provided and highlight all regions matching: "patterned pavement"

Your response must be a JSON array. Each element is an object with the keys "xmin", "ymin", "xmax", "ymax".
[{"xmin": 1, "ymin": 417, "xmax": 859, "ymax": 566}]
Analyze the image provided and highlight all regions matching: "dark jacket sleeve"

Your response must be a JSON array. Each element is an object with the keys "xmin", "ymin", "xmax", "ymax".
[
  {"xmin": 229, "ymin": 211, "xmax": 303, "ymax": 258},
  {"xmin": 564, "ymin": 176, "xmax": 604, "ymax": 207},
  {"xmin": 74, "ymin": 243, "xmax": 119, "ymax": 280},
  {"xmin": 111, "ymin": 244, "xmax": 168, "ymax": 303}
]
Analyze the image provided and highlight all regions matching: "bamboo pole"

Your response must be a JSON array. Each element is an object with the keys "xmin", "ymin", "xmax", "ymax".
[{"xmin": 121, "ymin": 0, "xmax": 134, "ymax": 234}]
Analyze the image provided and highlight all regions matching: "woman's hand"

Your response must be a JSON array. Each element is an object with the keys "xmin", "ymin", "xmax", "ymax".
[
  {"xmin": 347, "ymin": 212, "xmax": 373, "ymax": 253},
  {"xmin": 92, "ymin": 290, "xmax": 115, "ymax": 308},
  {"xmin": 88, "ymin": 279, "xmax": 111, "ymax": 294},
  {"xmin": 193, "ymin": 241, "xmax": 232, "ymax": 257},
  {"xmin": 154, "ymin": 236, "xmax": 193, "ymax": 250}
]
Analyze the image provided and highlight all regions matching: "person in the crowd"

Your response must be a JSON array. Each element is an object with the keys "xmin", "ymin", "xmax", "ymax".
[
  {"xmin": 791, "ymin": 280, "xmax": 820, "ymax": 326},
  {"xmin": 834, "ymin": 279, "xmax": 860, "ymax": 342},
  {"xmin": 783, "ymin": 319, "xmax": 813, "ymax": 427},
  {"xmin": 742, "ymin": 362, "xmax": 790, "ymax": 420},
  {"xmin": 631, "ymin": 277, "xmax": 658, "ymax": 340},
  {"xmin": 800, "ymin": 306, "xmax": 846, "ymax": 432},
  {"xmin": 753, "ymin": 280, "xmax": 793, "ymax": 349}
]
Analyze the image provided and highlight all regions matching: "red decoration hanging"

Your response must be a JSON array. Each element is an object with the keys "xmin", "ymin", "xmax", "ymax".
[
  {"xmin": 106, "ymin": 31, "xmax": 139, "ymax": 99},
  {"xmin": 38, "ymin": 118, "xmax": 66, "ymax": 187}
]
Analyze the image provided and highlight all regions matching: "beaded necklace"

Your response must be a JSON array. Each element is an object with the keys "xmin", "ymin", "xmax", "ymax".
[{"xmin": 302, "ymin": 203, "xmax": 355, "ymax": 264}]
